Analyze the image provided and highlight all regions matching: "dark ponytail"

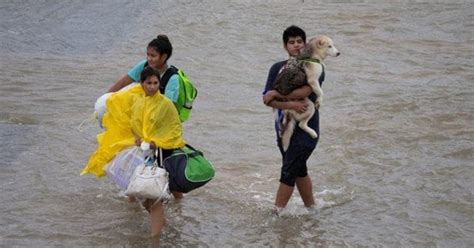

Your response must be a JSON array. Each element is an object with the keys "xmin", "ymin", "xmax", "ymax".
[{"xmin": 148, "ymin": 34, "xmax": 173, "ymax": 62}]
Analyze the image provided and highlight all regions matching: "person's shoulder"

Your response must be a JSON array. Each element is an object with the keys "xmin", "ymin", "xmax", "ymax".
[
  {"xmin": 150, "ymin": 91, "xmax": 173, "ymax": 103},
  {"xmin": 165, "ymin": 74, "xmax": 180, "ymax": 91},
  {"xmin": 168, "ymin": 66, "xmax": 179, "ymax": 78},
  {"xmin": 131, "ymin": 59, "xmax": 147, "ymax": 69},
  {"xmin": 128, "ymin": 59, "xmax": 148, "ymax": 81},
  {"xmin": 169, "ymin": 74, "xmax": 179, "ymax": 84},
  {"xmin": 161, "ymin": 65, "xmax": 180, "ymax": 86},
  {"xmin": 166, "ymin": 65, "xmax": 179, "ymax": 75},
  {"xmin": 161, "ymin": 93, "xmax": 176, "ymax": 108},
  {"xmin": 271, "ymin": 60, "xmax": 287, "ymax": 67},
  {"xmin": 269, "ymin": 60, "xmax": 287, "ymax": 71},
  {"xmin": 129, "ymin": 59, "xmax": 147, "ymax": 72}
]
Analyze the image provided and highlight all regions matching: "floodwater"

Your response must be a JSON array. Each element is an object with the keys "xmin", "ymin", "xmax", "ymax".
[{"xmin": 1, "ymin": 0, "xmax": 473, "ymax": 247}]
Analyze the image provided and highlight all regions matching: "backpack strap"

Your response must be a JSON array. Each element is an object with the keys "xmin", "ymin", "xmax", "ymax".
[
  {"xmin": 184, "ymin": 144, "xmax": 203, "ymax": 157},
  {"xmin": 159, "ymin": 65, "xmax": 178, "ymax": 93}
]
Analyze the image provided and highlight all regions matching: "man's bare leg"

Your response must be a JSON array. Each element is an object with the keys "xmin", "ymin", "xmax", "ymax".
[
  {"xmin": 296, "ymin": 176, "xmax": 315, "ymax": 207},
  {"xmin": 275, "ymin": 183, "xmax": 295, "ymax": 209}
]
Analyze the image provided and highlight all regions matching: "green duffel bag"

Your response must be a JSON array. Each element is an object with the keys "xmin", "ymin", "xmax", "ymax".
[{"xmin": 164, "ymin": 144, "xmax": 215, "ymax": 193}]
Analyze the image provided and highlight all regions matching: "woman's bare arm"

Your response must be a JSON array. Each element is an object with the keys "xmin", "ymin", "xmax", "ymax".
[{"xmin": 108, "ymin": 74, "xmax": 134, "ymax": 92}]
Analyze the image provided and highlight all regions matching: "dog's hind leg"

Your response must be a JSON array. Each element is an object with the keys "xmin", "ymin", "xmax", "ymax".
[
  {"xmin": 299, "ymin": 119, "xmax": 318, "ymax": 138},
  {"xmin": 281, "ymin": 117, "xmax": 296, "ymax": 151},
  {"xmin": 298, "ymin": 107, "xmax": 318, "ymax": 139}
]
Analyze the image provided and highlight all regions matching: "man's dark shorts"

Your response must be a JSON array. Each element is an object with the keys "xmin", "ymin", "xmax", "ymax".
[
  {"xmin": 276, "ymin": 110, "xmax": 319, "ymax": 187},
  {"xmin": 278, "ymin": 142, "xmax": 315, "ymax": 187}
]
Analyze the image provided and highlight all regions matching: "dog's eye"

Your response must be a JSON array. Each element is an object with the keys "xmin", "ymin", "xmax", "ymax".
[{"xmin": 328, "ymin": 45, "xmax": 332, "ymax": 48}]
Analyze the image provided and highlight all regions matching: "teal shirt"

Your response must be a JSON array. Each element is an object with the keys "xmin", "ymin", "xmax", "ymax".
[{"xmin": 127, "ymin": 59, "xmax": 180, "ymax": 103}]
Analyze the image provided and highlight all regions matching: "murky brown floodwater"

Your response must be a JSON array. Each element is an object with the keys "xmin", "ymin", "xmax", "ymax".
[{"xmin": 1, "ymin": 1, "xmax": 473, "ymax": 247}]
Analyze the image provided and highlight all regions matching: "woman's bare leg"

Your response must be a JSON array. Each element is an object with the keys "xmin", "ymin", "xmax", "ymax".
[
  {"xmin": 147, "ymin": 199, "xmax": 166, "ymax": 237},
  {"xmin": 172, "ymin": 191, "xmax": 183, "ymax": 200}
]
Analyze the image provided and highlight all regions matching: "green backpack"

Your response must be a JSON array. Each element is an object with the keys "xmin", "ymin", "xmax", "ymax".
[
  {"xmin": 160, "ymin": 66, "xmax": 198, "ymax": 122},
  {"xmin": 175, "ymin": 69, "xmax": 198, "ymax": 122}
]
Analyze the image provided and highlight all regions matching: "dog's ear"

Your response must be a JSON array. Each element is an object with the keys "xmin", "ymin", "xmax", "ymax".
[{"xmin": 316, "ymin": 38, "xmax": 326, "ymax": 48}]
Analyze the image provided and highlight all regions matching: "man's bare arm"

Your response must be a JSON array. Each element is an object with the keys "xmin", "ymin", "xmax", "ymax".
[
  {"xmin": 283, "ymin": 85, "xmax": 313, "ymax": 100},
  {"xmin": 264, "ymin": 97, "xmax": 309, "ymax": 113},
  {"xmin": 262, "ymin": 85, "xmax": 313, "ymax": 105}
]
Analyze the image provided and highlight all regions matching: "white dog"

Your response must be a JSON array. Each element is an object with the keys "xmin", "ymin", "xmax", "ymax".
[{"xmin": 274, "ymin": 35, "xmax": 340, "ymax": 151}]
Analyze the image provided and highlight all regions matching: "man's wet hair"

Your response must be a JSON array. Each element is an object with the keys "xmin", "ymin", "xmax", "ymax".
[{"xmin": 283, "ymin": 25, "xmax": 306, "ymax": 45}]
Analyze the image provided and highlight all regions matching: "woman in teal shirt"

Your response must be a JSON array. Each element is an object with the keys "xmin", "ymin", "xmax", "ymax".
[{"xmin": 108, "ymin": 34, "xmax": 180, "ymax": 104}]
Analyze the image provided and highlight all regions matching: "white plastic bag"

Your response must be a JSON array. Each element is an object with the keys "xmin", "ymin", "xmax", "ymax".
[
  {"xmin": 125, "ymin": 149, "xmax": 170, "ymax": 200},
  {"xmin": 106, "ymin": 147, "xmax": 144, "ymax": 190},
  {"xmin": 94, "ymin": 84, "xmax": 138, "ymax": 129},
  {"xmin": 94, "ymin": 92, "xmax": 112, "ymax": 129}
]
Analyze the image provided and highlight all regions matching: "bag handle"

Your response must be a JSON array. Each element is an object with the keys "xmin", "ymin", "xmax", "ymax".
[
  {"xmin": 184, "ymin": 144, "xmax": 203, "ymax": 157},
  {"xmin": 153, "ymin": 148, "xmax": 164, "ymax": 168}
]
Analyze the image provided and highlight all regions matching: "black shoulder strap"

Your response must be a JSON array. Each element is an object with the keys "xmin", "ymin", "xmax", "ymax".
[{"xmin": 159, "ymin": 65, "xmax": 178, "ymax": 93}]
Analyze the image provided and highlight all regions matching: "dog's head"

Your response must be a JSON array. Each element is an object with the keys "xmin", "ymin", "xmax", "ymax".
[{"xmin": 300, "ymin": 35, "xmax": 340, "ymax": 60}]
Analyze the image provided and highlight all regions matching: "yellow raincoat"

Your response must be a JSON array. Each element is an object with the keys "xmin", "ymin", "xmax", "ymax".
[{"xmin": 81, "ymin": 84, "xmax": 185, "ymax": 177}]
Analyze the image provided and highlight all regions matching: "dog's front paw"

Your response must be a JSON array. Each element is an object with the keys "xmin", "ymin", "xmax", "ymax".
[
  {"xmin": 314, "ymin": 98, "xmax": 322, "ymax": 109},
  {"xmin": 308, "ymin": 129, "xmax": 318, "ymax": 138}
]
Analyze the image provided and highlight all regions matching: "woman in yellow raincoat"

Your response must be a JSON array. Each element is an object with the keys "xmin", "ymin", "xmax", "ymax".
[{"xmin": 82, "ymin": 66, "xmax": 185, "ymax": 237}]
